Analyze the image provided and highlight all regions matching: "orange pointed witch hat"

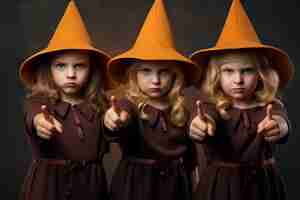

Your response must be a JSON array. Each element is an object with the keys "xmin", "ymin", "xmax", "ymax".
[
  {"xmin": 19, "ymin": 0, "xmax": 111, "ymax": 89},
  {"xmin": 108, "ymin": 0, "xmax": 200, "ymax": 86},
  {"xmin": 190, "ymin": 0, "xmax": 294, "ymax": 88}
]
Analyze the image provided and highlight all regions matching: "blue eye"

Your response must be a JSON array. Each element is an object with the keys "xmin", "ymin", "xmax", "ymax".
[
  {"xmin": 140, "ymin": 68, "xmax": 151, "ymax": 73},
  {"xmin": 54, "ymin": 63, "xmax": 66, "ymax": 70},
  {"xmin": 222, "ymin": 68, "xmax": 234, "ymax": 73},
  {"xmin": 159, "ymin": 69, "xmax": 171, "ymax": 76},
  {"xmin": 242, "ymin": 67, "xmax": 256, "ymax": 74},
  {"xmin": 74, "ymin": 64, "xmax": 85, "ymax": 69}
]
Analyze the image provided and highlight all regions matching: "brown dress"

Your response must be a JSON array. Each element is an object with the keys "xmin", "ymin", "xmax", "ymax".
[
  {"xmin": 20, "ymin": 97, "xmax": 109, "ymax": 200},
  {"xmin": 105, "ymin": 99, "xmax": 196, "ymax": 200},
  {"xmin": 191, "ymin": 101, "xmax": 289, "ymax": 200}
]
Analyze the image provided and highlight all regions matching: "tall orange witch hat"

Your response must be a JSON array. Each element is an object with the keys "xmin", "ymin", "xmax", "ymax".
[
  {"xmin": 108, "ymin": 0, "xmax": 200, "ymax": 86},
  {"xmin": 19, "ymin": 0, "xmax": 111, "ymax": 89},
  {"xmin": 190, "ymin": 0, "xmax": 294, "ymax": 88}
]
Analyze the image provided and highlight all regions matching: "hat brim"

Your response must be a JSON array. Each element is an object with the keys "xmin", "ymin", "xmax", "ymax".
[
  {"xmin": 20, "ymin": 47, "xmax": 111, "ymax": 89},
  {"xmin": 108, "ymin": 48, "xmax": 201, "ymax": 86},
  {"xmin": 190, "ymin": 44, "xmax": 294, "ymax": 88}
]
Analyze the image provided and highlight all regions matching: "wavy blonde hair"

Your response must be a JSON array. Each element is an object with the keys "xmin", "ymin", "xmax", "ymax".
[
  {"xmin": 122, "ymin": 61, "xmax": 188, "ymax": 127},
  {"xmin": 202, "ymin": 50, "xmax": 279, "ymax": 119},
  {"xmin": 27, "ymin": 50, "xmax": 107, "ymax": 113}
]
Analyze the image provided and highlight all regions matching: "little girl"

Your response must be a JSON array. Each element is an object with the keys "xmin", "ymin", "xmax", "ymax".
[
  {"xmin": 19, "ymin": 1, "xmax": 111, "ymax": 200},
  {"xmin": 103, "ymin": 0, "xmax": 200, "ymax": 200},
  {"xmin": 189, "ymin": 0, "xmax": 294, "ymax": 200}
]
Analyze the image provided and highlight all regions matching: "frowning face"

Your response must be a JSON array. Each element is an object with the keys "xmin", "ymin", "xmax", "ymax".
[
  {"xmin": 135, "ymin": 62, "xmax": 175, "ymax": 99},
  {"xmin": 219, "ymin": 54, "xmax": 259, "ymax": 103},
  {"xmin": 51, "ymin": 51, "xmax": 90, "ymax": 99}
]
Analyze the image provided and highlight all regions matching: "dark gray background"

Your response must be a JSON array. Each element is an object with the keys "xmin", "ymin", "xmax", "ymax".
[{"xmin": 2, "ymin": 0, "xmax": 299, "ymax": 199}]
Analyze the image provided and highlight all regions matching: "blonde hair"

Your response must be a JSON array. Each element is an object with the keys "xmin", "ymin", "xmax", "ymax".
[
  {"xmin": 123, "ymin": 61, "xmax": 188, "ymax": 127},
  {"xmin": 27, "ymin": 50, "xmax": 107, "ymax": 113},
  {"xmin": 202, "ymin": 50, "xmax": 279, "ymax": 118}
]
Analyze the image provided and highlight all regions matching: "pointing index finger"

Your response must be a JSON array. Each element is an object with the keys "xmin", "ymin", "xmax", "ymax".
[
  {"xmin": 196, "ymin": 100, "xmax": 204, "ymax": 120},
  {"xmin": 266, "ymin": 104, "xmax": 273, "ymax": 121},
  {"xmin": 41, "ymin": 105, "xmax": 54, "ymax": 124}
]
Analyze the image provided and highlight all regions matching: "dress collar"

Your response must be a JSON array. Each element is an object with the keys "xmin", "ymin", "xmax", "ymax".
[
  {"xmin": 140, "ymin": 103, "xmax": 169, "ymax": 128},
  {"xmin": 53, "ymin": 100, "xmax": 96, "ymax": 121},
  {"xmin": 232, "ymin": 102, "xmax": 266, "ymax": 110}
]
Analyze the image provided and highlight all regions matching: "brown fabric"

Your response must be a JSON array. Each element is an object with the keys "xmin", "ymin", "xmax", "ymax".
[
  {"xmin": 191, "ymin": 101, "xmax": 289, "ymax": 200},
  {"xmin": 187, "ymin": 95, "xmax": 220, "ymax": 187},
  {"xmin": 104, "ymin": 98, "xmax": 195, "ymax": 200},
  {"xmin": 125, "ymin": 156, "xmax": 184, "ymax": 165},
  {"xmin": 20, "ymin": 97, "xmax": 109, "ymax": 200},
  {"xmin": 210, "ymin": 157, "xmax": 275, "ymax": 168}
]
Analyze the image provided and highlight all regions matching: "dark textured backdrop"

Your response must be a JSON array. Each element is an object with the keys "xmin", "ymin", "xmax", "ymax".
[{"xmin": 2, "ymin": 0, "xmax": 299, "ymax": 199}]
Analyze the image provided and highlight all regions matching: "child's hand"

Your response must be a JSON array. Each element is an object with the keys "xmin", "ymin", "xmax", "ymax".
[
  {"xmin": 189, "ymin": 100, "xmax": 216, "ymax": 141},
  {"xmin": 33, "ymin": 105, "xmax": 63, "ymax": 139},
  {"xmin": 104, "ymin": 96, "xmax": 130, "ymax": 131},
  {"xmin": 257, "ymin": 104, "xmax": 280, "ymax": 140}
]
